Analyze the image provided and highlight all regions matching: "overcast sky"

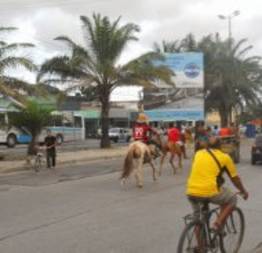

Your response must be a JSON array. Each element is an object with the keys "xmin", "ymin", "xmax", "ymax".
[{"xmin": 1, "ymin": 0, "xmax": 262, "ymax": 100}]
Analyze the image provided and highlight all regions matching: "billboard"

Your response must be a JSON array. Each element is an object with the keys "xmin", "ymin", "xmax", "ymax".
[
  {"xmin": 145, "ymin": 52, "xmax": 205, "ymax": 122},
  {"xmin": 145, "ymin": 109, "xmax": 204, "ymax": 122},
  {"xmin": 166, "ymin": 52, "xmax": 204, "ymax": 88},
  {"xmin": 156, "ymin": 52, "xmax": 204, "ymax": 88}
]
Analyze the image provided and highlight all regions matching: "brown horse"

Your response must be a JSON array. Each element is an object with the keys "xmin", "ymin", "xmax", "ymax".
[
  {"xmin": 152, "ymin": 134, "xmax": 183, "ymax": 176},
  {"xmin": 120, "ymin": 141, "xmax": 159, "ymax": 188}
]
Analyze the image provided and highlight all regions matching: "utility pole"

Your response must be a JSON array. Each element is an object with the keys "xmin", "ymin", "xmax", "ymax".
[{"xmin": 218, "ymin": 10, "xmax": 240, "ymax": 41}]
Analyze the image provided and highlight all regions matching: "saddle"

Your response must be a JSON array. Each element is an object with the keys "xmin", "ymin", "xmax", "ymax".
[{"xmin": 188, "ymin": 195, "xmax": 210, "ymax": 211}]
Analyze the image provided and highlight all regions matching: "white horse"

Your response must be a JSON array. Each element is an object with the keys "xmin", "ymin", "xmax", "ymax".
[{"xmin": 120, "ymin": 141, "xmax": 158, "ymax": 188}]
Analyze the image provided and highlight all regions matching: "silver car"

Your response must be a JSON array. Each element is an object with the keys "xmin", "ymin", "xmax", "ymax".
[{"xmin": 109, "ymin": 128, "xmax": 131, "ymax": 143}]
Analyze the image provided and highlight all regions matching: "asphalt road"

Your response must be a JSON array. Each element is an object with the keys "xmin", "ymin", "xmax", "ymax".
[{"xmin": 0, "ymin": 140, "xmax": 261, "ymax": 253}]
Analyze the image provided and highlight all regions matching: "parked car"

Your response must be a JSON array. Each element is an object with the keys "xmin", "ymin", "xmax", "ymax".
[
  {"xmin": 109, "ymin": 128, "xmax": 131, "ymax": 143},
  {"xmin": 251, "ymin": 134, "xmax": 262, "ymax": 165}
]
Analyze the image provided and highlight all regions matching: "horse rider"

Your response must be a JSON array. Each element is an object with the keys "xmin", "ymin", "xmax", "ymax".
[
  {"xmin": 167, "ymin": 122, "xmax": 182, "ymax": 155},
  {"xmin": 132, "ymin": 113, "xmax": 161, "ymax": 157},
  {"xmin": 219, "ymin": 125, "xmax": 232, "ymax": 137},
  {"xmin": 194, "ymin": 122, "xmax": 209, "ymax": 152}
]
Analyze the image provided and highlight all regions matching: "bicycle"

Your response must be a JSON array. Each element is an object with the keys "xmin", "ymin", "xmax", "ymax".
[
  {"xmin": 177, "ymin": 194, "xmax": 245, "ymax": 253},
  {"xmin": 33, "ymin": 145, "xmax": 45, "ymax": 172}
]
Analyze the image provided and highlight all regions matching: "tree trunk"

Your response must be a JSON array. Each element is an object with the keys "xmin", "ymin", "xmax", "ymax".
[
  {"xmin": 27, "ymin": 135, "xmax": 37, "ymax": 156},
  {"xmin": 100, "ymin": 96, "xmax": 111, "ymax": 148},
  {"xmin": 219, "ymin": 107, "xmax": 229, "ymax": 127},
  {"xmin": 228, "ymin": 105, "xmax": 233, "ymax": 124}
]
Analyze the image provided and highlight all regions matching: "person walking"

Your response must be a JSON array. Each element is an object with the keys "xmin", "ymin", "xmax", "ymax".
[{"xmin": 45, "ymin": 129, "xmax": 57, "ymax": 169}]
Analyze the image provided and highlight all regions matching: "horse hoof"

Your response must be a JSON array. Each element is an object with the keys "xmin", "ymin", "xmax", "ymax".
[
  {"xmin": 120, "ymin": 179, "xmax": 126, "ymax": 186},
  {"xmin": 137, "ymin": 184, "xmax": 143, "ymax": 188}
]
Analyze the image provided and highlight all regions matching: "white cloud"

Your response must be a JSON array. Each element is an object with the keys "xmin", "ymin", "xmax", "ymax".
[{"xmin": 1, "ymin": 0, "xmax": 262, "ymax": 99}]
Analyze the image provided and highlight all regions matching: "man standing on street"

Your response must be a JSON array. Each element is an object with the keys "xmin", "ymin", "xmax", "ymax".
[{"xmin": 45, "ymin": 129, "xmax": 57, "ymax": 169}]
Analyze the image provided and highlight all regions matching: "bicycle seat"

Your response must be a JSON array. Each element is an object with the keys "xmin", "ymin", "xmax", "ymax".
[{"xmin": 188, "ymin": 196, "xmax": 210, "ymax": 210}]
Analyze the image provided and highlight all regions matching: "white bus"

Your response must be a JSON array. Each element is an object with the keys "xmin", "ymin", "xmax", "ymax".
[
  {"xmin": 39, "ymin": 111, "xmax": 85, "ymax": 144},
  {"xmin": 0, "ymin": 110, "xmax": 29, "ymax": 147},
  {"xmin": 0, "ymin": 111, "xmax": 85, "ymax": 147}
]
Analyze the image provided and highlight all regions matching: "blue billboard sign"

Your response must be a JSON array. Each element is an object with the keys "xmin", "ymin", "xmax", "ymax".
[
  {"xmin": 145, "ymin": 109, "xmax": 204, "ymax": 122},
  {"xmin": 155, "ymin": 52, "xmax": 204, "ymax": 88},
  {"xmin": 148, "ymin": 52, "xmax": 205, "ymax": 121}
]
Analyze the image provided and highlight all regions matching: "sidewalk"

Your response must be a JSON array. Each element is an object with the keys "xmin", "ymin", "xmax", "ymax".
[{"xmin": 0, "ymin": 146, "xmax": 128, "ymax": 174}]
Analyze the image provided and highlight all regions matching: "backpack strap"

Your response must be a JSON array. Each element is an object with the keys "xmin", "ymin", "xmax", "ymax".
[
  {"xmin": 206, "ymin": 148, "xmax": 225, "ymax": 187},
  {"xmin": 206, "ymin": 148, "xmax": 222, "ymax": 170}
]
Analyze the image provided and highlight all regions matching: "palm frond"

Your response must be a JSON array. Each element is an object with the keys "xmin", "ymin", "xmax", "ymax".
[
  {"xmin": 0, "ymin": 42, "xmax": 34, "ymax": 52},
  {"xmin": 0, "ymin": 57, "xmax": 37, "ymax": 72},
  {"xmin": 54, "ymin": 36, "xmax": 79, "ymax": 48},
  {"xmin": 38, "ymin": 56, "xmax": 81, "ymax": 81},
  {"xmin": 0, "ymin": 27, "xmax": 17, "ymax": 32}
]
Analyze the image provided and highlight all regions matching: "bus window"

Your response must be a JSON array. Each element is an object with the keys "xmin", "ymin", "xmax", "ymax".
[
  {"xmin": 63, "ymin": 120, "xmax": 73, "ymax": 127},
  {"xmin": 0, "ymin": 113, "xmax": 6, "ymax": 129},
  {"xmin": 74, "ymin": 116, "xmax": 82, "ymax": 128}
]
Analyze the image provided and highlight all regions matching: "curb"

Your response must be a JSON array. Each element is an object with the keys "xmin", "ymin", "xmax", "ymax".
[{"xmin": 0, "ymin": 147, "xmax": 127, "ymax": 174}]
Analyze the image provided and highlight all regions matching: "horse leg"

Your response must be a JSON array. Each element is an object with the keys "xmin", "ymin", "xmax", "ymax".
[
  {"xmin": 159, "ymin": 152, "xmax": 166, "ymax": 176},
  {"xmin": 177, "ymin": 152, "xmax": 183, "ymax": 172},
  {"xmin": 169, "ymin": 153, "xmax": 177, "ymax": 175},
  {"xmin": 149, "ymin": 160, "xmax": 157, "ymax": 181},
  {"xmin": 135, "ymin": 156, "xmax": 144, "ymax": 188},
  {"xmin": 134, "ymin": 170, "xmax": 140, "ymax": 188},
  {"xmin": 120, "ymin": 178, "xmax": 126, "ymax": 186},
  {"xmin": 182, "ymin": 144, "xmax": 188, "ymax": 159}
]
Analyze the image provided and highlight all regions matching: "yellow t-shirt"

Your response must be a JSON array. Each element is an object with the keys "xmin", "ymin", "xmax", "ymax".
[{"xmin": 186, "ymin": 149, "xmax": 238, "ymax": 197}]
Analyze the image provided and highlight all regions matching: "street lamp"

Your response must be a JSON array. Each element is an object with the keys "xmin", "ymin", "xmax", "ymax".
[{"xmin": 218, "ymin": 10, "xmax": 240, "ymax": 40}]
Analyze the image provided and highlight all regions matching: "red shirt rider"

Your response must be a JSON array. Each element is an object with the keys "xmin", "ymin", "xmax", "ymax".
[
  {"xmin": 168, "ymin": 127, "xmax": 181, "ymax": 143},
  {"xmin": 133, "ymin": 123, "xmax": 158, "ymax": 144},
  {"xmin": 132, "ymin": 113, "xmax": 158, "ymax": 144}
]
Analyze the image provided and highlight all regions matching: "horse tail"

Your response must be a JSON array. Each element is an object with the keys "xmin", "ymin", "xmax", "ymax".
[{"xmin": 121, "ymin": 145, "xmax": 141, "ymax": 179}]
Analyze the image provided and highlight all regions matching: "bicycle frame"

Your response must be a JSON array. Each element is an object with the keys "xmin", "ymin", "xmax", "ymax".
[
  {"xmin": 179, "ymin": 194, "xmax": 245, "ymax": 253},
  {"xmin": 183, "ymin": 204, "xmax": 221, "ymax": 251}
]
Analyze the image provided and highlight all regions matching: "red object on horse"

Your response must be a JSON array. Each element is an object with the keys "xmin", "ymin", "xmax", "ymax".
[
  {"xmin": 219, "ymin": 128, "xmax": 232, "ymax": 137},
  {"xmin": 168, "ymin": 127, "xmax": 181, "ymax": 143},
  {"xmin": 133, "ymin": 123, "xmax": 156, "ymax": 143}
]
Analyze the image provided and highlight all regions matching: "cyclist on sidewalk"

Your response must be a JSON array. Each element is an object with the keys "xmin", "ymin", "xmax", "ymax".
[{"xmin": 186, "ymin": 135, "xmax": 249, "ymax": 232}]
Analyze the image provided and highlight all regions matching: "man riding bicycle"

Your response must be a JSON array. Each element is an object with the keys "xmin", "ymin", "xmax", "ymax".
[{"xmin": 186, "ymin": 135, "xmax": 248, "ymax": 233}]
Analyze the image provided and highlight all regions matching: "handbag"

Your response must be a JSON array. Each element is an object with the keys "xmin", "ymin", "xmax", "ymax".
[{"xmin": 206, "ymin": 148, "xmax": 225, "ymax": 187}]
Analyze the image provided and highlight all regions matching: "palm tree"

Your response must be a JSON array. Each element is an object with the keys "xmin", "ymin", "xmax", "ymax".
[
  {"xmin": 10, "ymin": 100, "xmax": 53, "ymax": 156},
  {"xmin": 38, "ymin": 14, "xmax": 174, "ymax": 148},
  {"xmin": 154, "ymin": 34, "xmax": 199, "ymax": 54},
  {"xmin": 199, "ymin": 35, "xmax": 262, "ymax": 126},
  {"xmin": 0, "ymin": 27, "xmax": 37, "ymax": 101}
]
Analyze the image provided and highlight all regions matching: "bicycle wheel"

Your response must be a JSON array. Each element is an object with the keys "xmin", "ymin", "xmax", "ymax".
[
  {"xmin": 220, "ymin": 207, "xmax": 245, "ymax": 253},
  {"xmin": 34, "ymin": 156, "xmax": 41, "ymax": 172},
  {"xmin": 177, "ymin": 221, "xmax": 207, "ymax": 253}
]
